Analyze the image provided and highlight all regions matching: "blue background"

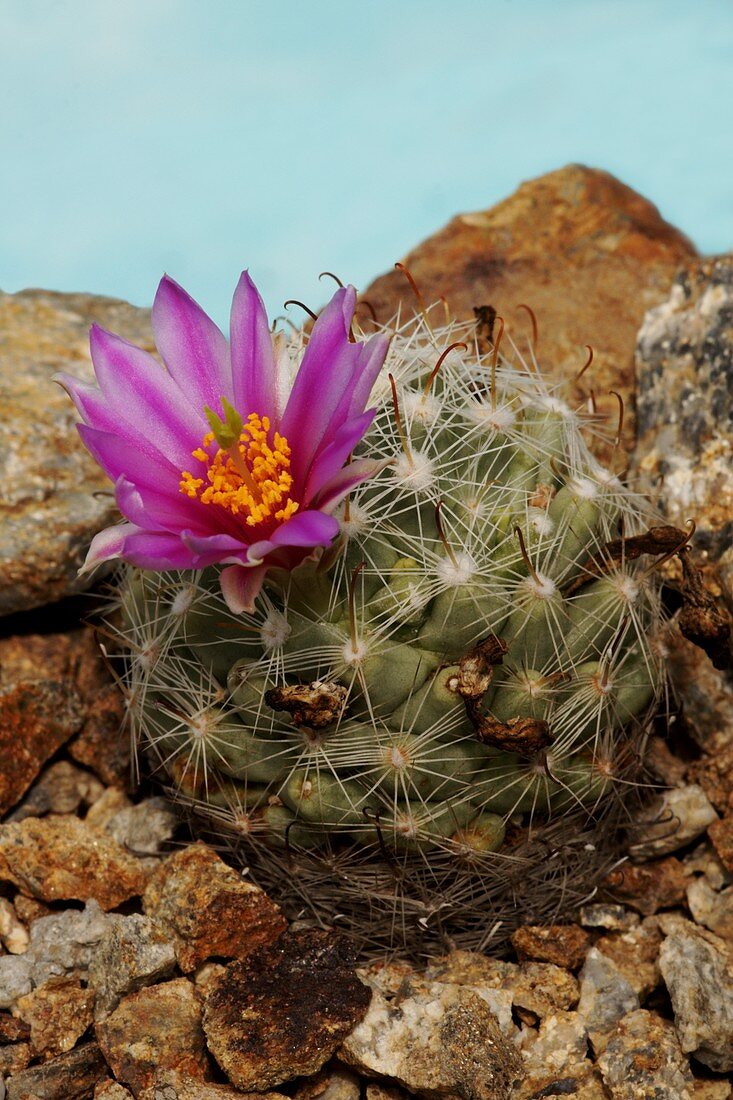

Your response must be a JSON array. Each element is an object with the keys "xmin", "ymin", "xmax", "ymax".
[{"xmin": 2, "ymin": 0, "xmax": 732, "ymax": 324}]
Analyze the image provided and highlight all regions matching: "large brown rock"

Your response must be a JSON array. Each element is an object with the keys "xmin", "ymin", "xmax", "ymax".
[
  {"xmin": 363, "ymin": 165, "xmax": 695, "ymax": 456},
  {"xmin": 0, "ymin": 288, "xmax": 152, "ymax": 615},
  {"xmin": 0, "ymin": 679, "xmax": 85, "ymax": 817}
]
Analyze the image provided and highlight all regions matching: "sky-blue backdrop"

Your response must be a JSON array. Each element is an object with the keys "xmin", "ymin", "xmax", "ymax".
[{"xmin": 2, "ymin": 0, "xmax": 732, "ymax": 325}]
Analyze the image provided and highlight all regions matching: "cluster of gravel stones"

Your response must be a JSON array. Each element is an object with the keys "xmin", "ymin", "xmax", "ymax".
[{"xmin": 0, "ymin": 623, "xmax": 732, "ymax": 1100}]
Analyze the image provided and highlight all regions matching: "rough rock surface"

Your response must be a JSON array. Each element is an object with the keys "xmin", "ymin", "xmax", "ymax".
[
  {"xmin": 635, "ymin": 256, "xmax": 733, "ymax": 557},
  {"xmin": 0, "ymin": 815, "xmax": 147, "ymax": 908},
  {"xmin": 0, "ymin": 901, "xmax": 110, "ymax": 1009},
  {"xmin": 340, "ymin": 981, "xmax": 524, "ymax": 1100},
  {"xmin": 203, "ymin": 931, "xmax": 371, "ymax": 1091},
  {"xmin": 363, "ymin": 165, "xmax": 695, "ymax": 458},
  {"xmin": 597, "ymin": 1009, "xmax": 694, "ymax": 1099},
  {"xmin": 87, "ymin": 914, "xmax": 177, "ymax": 1020},
  {"xmin": 143, "ymin": 843, "xmax": 286, "ymax": 972},
  {"xmin": 576, "ymin": 948, "xmax": 639, "ymax": 1053},
  {"xmin": 659, "ymin": 927, "xmax": 733, "ymax": 1072},
  {"xmin": 629, "ymin": 784, "xmax": 718, "ymax": 859},
  {"xmin": 0, "ymin": 680, "xmax": 85, "ymax": 817},
  {"xmin": 0, "ymin": 288, "xmax": 152, "ymax": 615},
  {"xmin": 602, "ymin": 854, "xmax": 688, "ymax": 915},
  {"xmin": 4, "ymin": 1041, "xmax": 107, "ymax": 1099},
  {"xmin": 510, "ymin": 924, "xmax": 590, "ymax": 970},
  {"xmin": 15, "ymin": 976, "xmax": 95, "ymax": 1057},
  {"xmin": 95, "ymin": 978, "xmax": 209, "ymax": 1094}
]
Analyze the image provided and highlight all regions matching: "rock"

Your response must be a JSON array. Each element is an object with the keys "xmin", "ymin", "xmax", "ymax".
[
  {"xmin": 15, "ymin": 976, "xmax": 95, "ymax": 1057},
  {"xmin": 9, "ymin": 760, "xmax": 104, "ymax": 821},
  {"xmin": 138, "ymin": 1071, "xmax": 288, "ymax": 1099},
  {"xmin": 687, "ymin": 878, "xmax": 733, "ymax": 941},
  {"xmin": 0, "ymin": 1041, "xmax": 32, "ymax": 1077},
  {"xmin": 70, "ymin": 683, "xmax": 131, "ymax": 789},
  {"xmin": 0, "ymin": 680, "xmax": 85, "ymax": 817},
  {"xmin": 143, "ymin": 843, "xmax": 286, "ymax": 972},
  {"xmin": 294, "ymin": 1066, "xmax": 361, "ymax": 1100},
  {"xmin": 708, "ymin": 815, "xmax": 733, "ymax": 871},
  {"xmin": 510, "ymin": 924, "xmax": 590, "ymax": 970},
  {"xmin": 579, "ymin": 904, "xmax": 639, "ymax": 931},
  {"xmin": 692, "ymin": 1081, "xmax": 733, "ymax": 1099},
  {"xmin": 597, "ymin": 1009, "xmax": 694, "ymax": 1099},
  {"xmin": 512, "ymin": 1064, "xmax": 607, "ymax": 1100},
  {"xmin": 666, "ymin": 634, "xmax": 733, "ymax": 756},
  {"xmin": 594, "ymin": 919, "xmax": 663, "ymax": 1000},
  {"xmin": 0, "ymin": 288, "xmax": 152, "ymax": 615},
  {"xmin": 364, "ymin": 165, "xmax": 694, "ymax": 459},
  {"xmin": 0, "ymin": 899, "xmax": 29, "ymax": 954},
  {"xmin": 99, "ymin": 798, "xmax": 177, "ymax": 859},
  {"xmin": 0, "ymin": 1012, "xmax": 30, "ymax": 1042},
  {"xmin": 340, "ymin": 981, "xmax": 524, "ymax": 1100},
  {"xmin": 0, "ymin": 815, "xmax": 147, "ymax": 909},
  {"xmin": 576, "ymin": 947, "xmax": 639, "ymax": 1053},
  {"xmin": 602, "ymin": 855, "xmax": 688, "ymax": 914},
  {"xmin": 4, "ymin": 1041, "xmax": 107, "ymax": 1099},
  {"xmin": 94, "ymin": 1083, "xmax": 134, "ymax": 1099},
  {"xmin": 12, "ymin": 895, "xmax": 51, "ymax": 926},
  {"xmin": 0, "ymin": 900, "xmax": 111, "ymax": 1005},
  {"xmin": 509, "ymin": 963, "xmax": 579, "ymax": 1020},
  {"xmin": 629, "ymin": 784, "xmax": 718, "ymax": 859},
  {"xmin": 0, "ymin": 631, "xmax": 80, "ymax": 684},
  {"xmin": 659, "ymin": 927, "xmax": 733, "ymax": 1071},
  {"xmin": 85, "ymin": 788, "xmax": 133, "ymax": 829},
  {"xmin": 635, "ymin": 256, "xmax": 733, "ymax": 557},
  {"xmin": 87, "ymin": 914, "xmax": 177, "ymax": 1020},
  {"xmin": 95, "ymin": 978, "xmax": 209, "ymax": 1095},
  {"xmin": 364, "ymin": 1086, "xmax": 410, "ymax": 1100},
  {"xmin": 689, "ymin": 743, "xmax": 733, "ymax": 814},
  {"xmin": 520, "ymin": 1009, "xmax": 588, "ymax": 1074},
  {"xmin": 0, "ymin": 955, "xmax": 33, "ymax": 1008},
  {"xmin": 204, "ymin": 931, "xmax": 371, "ymax": 1091}
]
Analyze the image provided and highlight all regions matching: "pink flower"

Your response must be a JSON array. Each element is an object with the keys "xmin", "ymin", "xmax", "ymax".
[{"xmin": 57, "ymin": 272, "xmax": 389, "ymax": 613}]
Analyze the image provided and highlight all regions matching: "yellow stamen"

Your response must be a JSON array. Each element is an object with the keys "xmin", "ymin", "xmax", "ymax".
[{"xmin": 180, "ymin": 412, "xmax": 299, "ymax": 527}]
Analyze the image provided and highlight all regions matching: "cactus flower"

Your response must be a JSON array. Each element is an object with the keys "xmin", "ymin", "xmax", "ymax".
[{"xmin": 58, "ymin": 272, "xmax": 390, "ymax": 613}]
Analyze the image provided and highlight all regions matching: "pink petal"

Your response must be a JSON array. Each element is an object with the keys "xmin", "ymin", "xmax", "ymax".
[
  {"xmin": 302, "ymin": 410, "xmax": 375, "ymax": 504},
  {"xmin": 78, "ymin": 426, "xmax": 183, "ymax": 493},
  {"xmin": 80, "ymin": 523, "xmax": 137, "ymax": 574},
  {"xmin": 115, "ymin": 476, "xmax": 217, "ymax": 534},
  {"xmin": 230, "ymin": 271, "xmax": 280, "ymax": 422},
  {"xmin": 220, "ymin": 563, "xmax": 268, "ymax": 614},
  {"xmin": 121, "ymin": 530, "xmax": 198, "ymax": 570},
  {"xmin": 89, "ymin": 325, "xmax": 206, "ymax": 467},
  {"xmin": 268, "ymin": 509, "xmax": 340, "ymax": 548},
  {"xmin": 312, "ymin": 457, "xmax": 387, "ymax": 512},
  {"xmin": 152, "ymin": 275, "xmax": 232, "ymax": 416},
  {"xmin": 281, "ymin": 287, "xmax": 388, "ymax": 484},
  {"xmin": 180, "ymin": 530, "xmax": 250, "ymax": 567}
]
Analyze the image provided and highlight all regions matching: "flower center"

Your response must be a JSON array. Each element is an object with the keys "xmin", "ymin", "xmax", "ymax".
[{"xmin": 180, "ymin": 408, "xmax": 299, "ymax": 528}]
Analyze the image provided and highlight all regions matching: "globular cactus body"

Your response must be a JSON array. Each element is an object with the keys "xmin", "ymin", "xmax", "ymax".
[{"xmin": 114, "ymin": 311, "xmax": 665, "ymax": 952}]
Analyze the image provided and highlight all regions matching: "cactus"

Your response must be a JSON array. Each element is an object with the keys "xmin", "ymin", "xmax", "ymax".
[{"xmin": 111, "ymin": 307, "xmax": 665, "ymax": 953}]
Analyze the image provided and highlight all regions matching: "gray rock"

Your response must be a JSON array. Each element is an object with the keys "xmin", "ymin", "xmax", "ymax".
[
  {"xmin": 597, "ymin": 1009, "xmax": 694, "ymax": 1099},
  {"xmin": 687, "ymin": 878, "xmax": 733, "ymax": 942},
  {"xmin": 102, "ymin": 798, "xmax": 178, "ymax": 858},
  {"xmin": 0, "ymin": 288, "xmax": 152, "ymax": 615},
  {"xmin": 0, "ymin": 955, "xmax": 33, "ymax": 1009},
  {"xmin": 8, "ymin": 761, "xmax": 104, "ymax": 821},
  {"xmin": 659, "ymin": 928, "xmax": 733, "ymax": 1072},
  {"xmin": 576, "ymin": 947, "xmax": 639, "ymax": 1053},
  {"xmin": 88, "ymin": 913, "xmax": 177, "ymax": 1020},
  {"xmin": 0, "ymin": 900, "xmax": 111, "ymax": 1006},
  {"xmin": 520, "ymin": 1010, "xmax": 588, "ymax": 1074},
  {"xmin": 340, "ymin": 981, "xmax": 525, "ymax": 1100},
  {"xmin": 578, "ymin": 904, "xmax": 639, "ymax": 931},
  {"xmin": 635, "ymin": 256, "xmax": 733, "ymax": 561},
  {"xmin": 629, "ymin": 784, "xmax": 718, "ymax": 859}
]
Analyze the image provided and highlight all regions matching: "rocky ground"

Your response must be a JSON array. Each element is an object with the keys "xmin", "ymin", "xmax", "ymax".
[{"xmin": 1, "ymin": 165, "xmax": 733, "ymax": 1099}]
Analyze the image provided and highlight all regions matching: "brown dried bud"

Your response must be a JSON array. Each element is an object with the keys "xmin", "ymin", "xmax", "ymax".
[
  {"xmin": 453, "ymin": 634, "xmax": 508, "ymax": 701},
  {"xmin": 265, "ymin": 680, "xmax": 348, "ymax": 729}
]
